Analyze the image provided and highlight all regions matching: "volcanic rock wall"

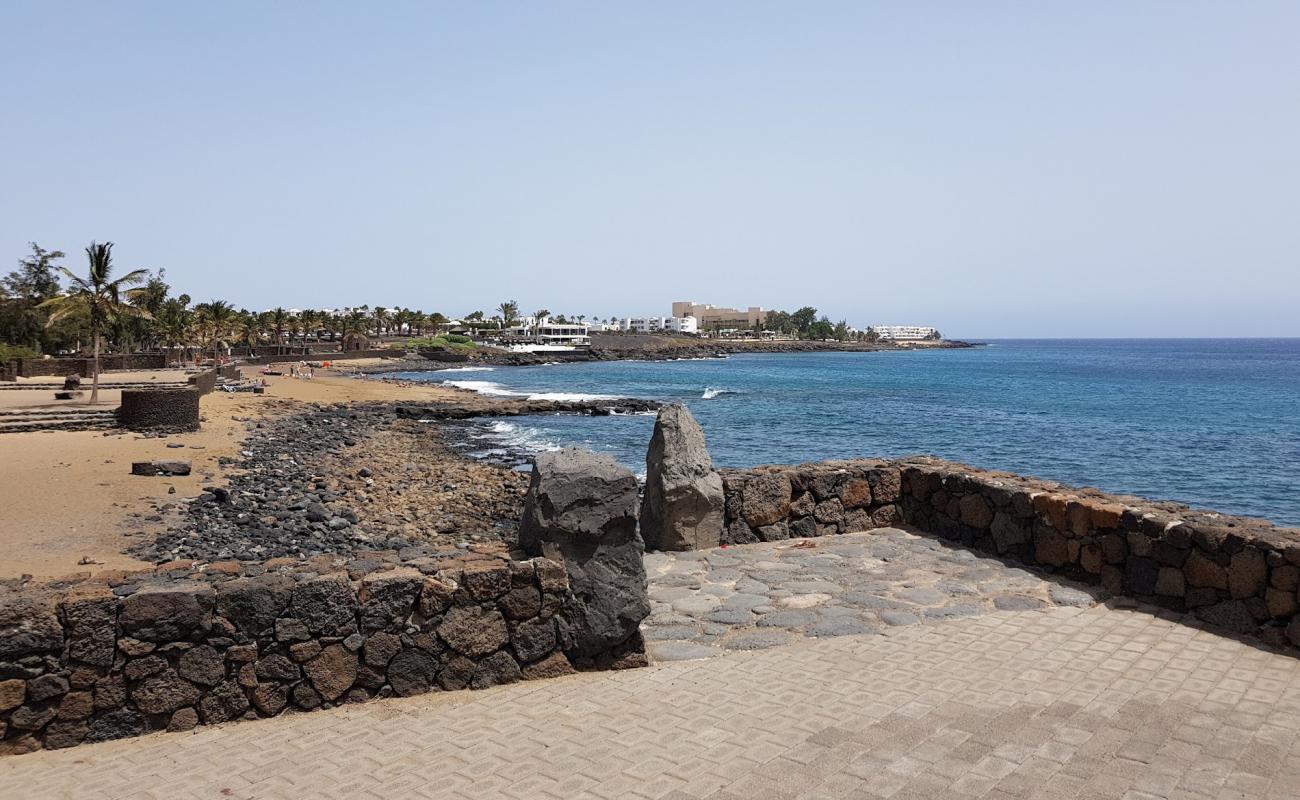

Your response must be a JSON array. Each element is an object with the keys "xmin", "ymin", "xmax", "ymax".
[
  {"xmin": 119, "ymin": 388, "xmax": 201, "ymax": 432},
  {"xmin": 0, "ymin": 547, "xmax": 609, "ymax": 755}
]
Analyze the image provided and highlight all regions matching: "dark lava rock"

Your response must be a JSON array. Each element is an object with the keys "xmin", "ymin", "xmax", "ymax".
[
  {"xmin": 387, "ymin": 648, "xmax": 439, "ymax": 697},
  {"xmin": 518, "ymin": 448, "xmax": 649, "ymax": 661}
]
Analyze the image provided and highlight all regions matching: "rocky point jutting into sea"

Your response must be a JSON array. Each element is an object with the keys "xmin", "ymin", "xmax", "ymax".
[{"xmin": 354, "ymin": 331, "xmax": 978, "ymax": 373}]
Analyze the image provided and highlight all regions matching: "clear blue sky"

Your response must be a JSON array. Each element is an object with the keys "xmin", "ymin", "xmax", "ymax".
[{"xmin": 3, "ymin": 2, "xmax": 1297, "ymax": 337}]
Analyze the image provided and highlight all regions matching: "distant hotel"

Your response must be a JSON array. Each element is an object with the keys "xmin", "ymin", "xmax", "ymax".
[
  {"xmin": 671, "ymin": 301, "xmax": 768, "ymax": 330},
  {"xmin": 615, "ymin": 316, "xmax": 698, "ymax": 335},
  {"xmin": 871, "ymin": 325, "xmax": 939, "ymax": 341},
  {"xmin": 500, "ymin": 316, "xmax": 591, "ymax": 348}
]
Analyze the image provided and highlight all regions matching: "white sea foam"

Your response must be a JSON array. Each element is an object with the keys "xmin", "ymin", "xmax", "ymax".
[
  {"xmin": 526, "ymin": 391, "xmax": 616, "ymax": 402},
  {"xmin": 702, "ymin": 387, "xmax": 739, "ymax": 399},
  {"xmin": 485, "ymin": 420, "xmax": 561, "ymax": 453},
  {"xmin": 441, "ymin": 380, "xmax": 521, "ymax": 397},
  {"xmin": 441, "ymin": 380, "xmax": 612, "ymax": 403},
  {"xmin": 435, "ymin": 366, "xmax": 495, "ymax": 373}
]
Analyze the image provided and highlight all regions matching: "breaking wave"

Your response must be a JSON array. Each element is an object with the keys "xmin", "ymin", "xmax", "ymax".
[{"xmin": 702, "ymin": 387, "xmax": 739, "ymax": 399}]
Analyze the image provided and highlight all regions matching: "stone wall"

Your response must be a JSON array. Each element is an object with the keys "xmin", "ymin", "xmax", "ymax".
[
  {"xmin": 720, "ymin": 460, "xmax": 904, "ymax": 544},
  {"xmin": 0, "ymin": 546, "xmax": 605, "ymax": 755},
  {"xmin": 236, "ymin": 349, "xmax": 398, "ymax": 366},
  {"xmin": 118, "ymin": 388, "xmax": 201, "ymax": 432},
  {"xmin": 6, "ymin": 354, "xmax": 167, "ymax": 378},
  {"xmin": 719, "ymin": 457, "xmax": 1300, "ymax": 651}
]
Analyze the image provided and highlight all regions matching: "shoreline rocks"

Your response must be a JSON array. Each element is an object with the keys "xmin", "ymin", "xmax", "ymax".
[{"xmin": 640, "ymin": 405, "xmax": 724, "ymax": 551}]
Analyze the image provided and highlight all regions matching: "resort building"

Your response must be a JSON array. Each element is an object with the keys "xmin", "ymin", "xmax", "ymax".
[
  {"xmin": 672, "ymin": 301, "xmax": 767, "ymax": 330},
  {"xmin": 871, "ymin": 325, "xmax": 940, "ymax": 341},
  {"xmin": 500, "ymin": 317, "xmax": 591, "ymax": 348},
  {"xmin": 616, "ymin": 316, "xmax": 699, "ymax": 335}
]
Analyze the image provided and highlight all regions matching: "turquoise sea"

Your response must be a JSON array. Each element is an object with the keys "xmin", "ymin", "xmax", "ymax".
[{"xmin": 393, "ymin": 339, "xmax": 1300, "ymax": 526}]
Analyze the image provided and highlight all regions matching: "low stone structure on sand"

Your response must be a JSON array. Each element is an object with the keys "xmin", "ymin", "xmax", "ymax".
[
  {"xmin": 118, "ymin": 387, "xmax": 201, "ymax": 432},
  {"xmin": 640, "ymin": 404, "xmax": 724, "ymax": 551}
]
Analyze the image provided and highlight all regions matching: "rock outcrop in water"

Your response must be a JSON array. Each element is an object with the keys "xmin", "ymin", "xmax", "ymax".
[
  {"xmin": 640, "ymin": 405, "xmax": 724, "ymax": 551},
  {"xmin": 518, "ymin": 448, "xmax": 649, "ymax": 667},
  {"xmin": 394, "ymin": 397, "xmax": 659, "ymax": 420}
]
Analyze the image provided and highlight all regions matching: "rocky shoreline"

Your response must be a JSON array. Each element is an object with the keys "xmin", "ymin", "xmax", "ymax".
[
  {"xmin": 129, "ymin": 395, "xmax": 658, "ymax": 565},
  {"xmin": 353, "ymin": 335, "xmax": 981, "ymax": 374}
]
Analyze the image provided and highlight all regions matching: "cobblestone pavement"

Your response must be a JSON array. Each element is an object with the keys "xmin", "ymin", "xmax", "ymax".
[
  {"xmin": 643, "ymin": 528, "xmax": 1100, "ymax": 662},
  {"xmin": 6, "ymin": 601, "xmax": 1300, "ymax": 799}
]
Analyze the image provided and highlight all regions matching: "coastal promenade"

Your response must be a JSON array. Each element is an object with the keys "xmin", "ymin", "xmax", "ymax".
[{"xmin": 6, "ymin": 599, "xmax": 1298, "ymax": 799}]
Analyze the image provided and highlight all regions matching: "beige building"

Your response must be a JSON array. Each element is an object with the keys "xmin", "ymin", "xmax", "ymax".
[{"xmin": 671, "ymin": 301, "xmax": 767, "ymax": 330}]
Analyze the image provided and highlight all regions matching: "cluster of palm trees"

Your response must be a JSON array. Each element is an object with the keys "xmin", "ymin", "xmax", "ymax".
[
  {"xmin": 8, "ymin": 241, "xmax": 470, "ymax": 402},
  {"xmin": 6, "ymin": 241, "xmax": 625, "ymax": 404}
]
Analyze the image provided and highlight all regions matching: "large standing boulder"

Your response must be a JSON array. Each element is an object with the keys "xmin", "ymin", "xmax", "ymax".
[
  {"xmin": 519, "ymin": 448, "xmax": 649, "ymax": 661},
  {"xmin": 640, "ymin": 405, "xmax": 724, "ymax": 551}
]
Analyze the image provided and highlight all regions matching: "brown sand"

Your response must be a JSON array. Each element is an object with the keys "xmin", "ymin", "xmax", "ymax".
[{"xmin": 0, "ymin": 363, "xmax": 464, "ymax": 580}]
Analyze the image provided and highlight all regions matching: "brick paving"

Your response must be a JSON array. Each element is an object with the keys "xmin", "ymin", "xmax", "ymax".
[{"xmin": 5, "ymin": 599, "xmax": 1300, "ymax": 799}]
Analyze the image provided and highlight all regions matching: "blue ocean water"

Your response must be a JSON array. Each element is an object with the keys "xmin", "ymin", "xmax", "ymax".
[{"xmin": 393, "ymin": 339, "xmax": 1300, "ymax": 526}]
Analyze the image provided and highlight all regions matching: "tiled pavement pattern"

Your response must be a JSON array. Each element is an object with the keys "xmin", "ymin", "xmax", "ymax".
[
  {"xmin": 643, "ymin": 528, "xmax": 1099, "ymax": 661},
  {"xmin": 6, "ymin": 603, "xmax": 1300, "ymax": 799}
]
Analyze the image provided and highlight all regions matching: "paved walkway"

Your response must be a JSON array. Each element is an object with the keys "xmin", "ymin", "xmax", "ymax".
[
  {"xmin": 6, "ymin": 601, "xmax": 1300, "ymax": 799},
  {"xmin": 643, "ymin": 528, "xmax": 1097, "ymax": 661}
]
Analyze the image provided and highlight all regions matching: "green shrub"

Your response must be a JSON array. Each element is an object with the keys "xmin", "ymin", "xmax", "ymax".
[
  {"xmin": 0, "ymin": 342, "xmax": 40, "ymax": 365},
  {"xmin": 405, "ymin": 335, "xmax": 475, "ymax": 351}
]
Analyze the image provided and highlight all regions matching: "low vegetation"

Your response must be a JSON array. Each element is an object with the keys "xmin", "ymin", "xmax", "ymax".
[{"xmin": 405, "ymin": 334, "xmax": 475, "ymax": 351}]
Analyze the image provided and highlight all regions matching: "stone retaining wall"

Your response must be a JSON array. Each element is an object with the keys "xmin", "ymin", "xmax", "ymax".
[
  {"xmin": 237, "ymin": 349, "xmax": 397, "ymax": 366},
  {"xmin": 720, "ymin": 460, "xmax": 904, "ymax": 544},
  {"xmin": 187, "ymin": 369, "xmax": 218, "ymax": 395},
  {"xmin": 0, "ymin": 546, "xmax": 617, "ymax": 755},
  {"xmin": 721, "ymin": 457, "xmax": 1300, "ymax": 650},
  {"xmin": 5, "ymin": 354, "xmax": 167, "ymax": 378},
  {"xmin": 119, "ymin": 388, "xmax": 201, "ymax": 432}
]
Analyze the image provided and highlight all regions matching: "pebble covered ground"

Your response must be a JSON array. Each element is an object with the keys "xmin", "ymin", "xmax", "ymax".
[
  {"xmin": 642, "ymin": 527, "xmax": 1101, "ymax": 661},
  {"xmin": 132, "ymin": 403, "xmax": 527, "ymax": 563}
]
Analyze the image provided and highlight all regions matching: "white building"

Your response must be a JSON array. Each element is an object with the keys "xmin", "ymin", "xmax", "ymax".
[
  {"xmin": 616, "ymin": 316, "xmax": 698, "ymax": 334},
  {"xmin": 501, "ymin": 316, "xmax": 591, "ymax": 348},
  {"xmin": 871, "ymin": 325, "xmax": 939, "ymax": 341}
]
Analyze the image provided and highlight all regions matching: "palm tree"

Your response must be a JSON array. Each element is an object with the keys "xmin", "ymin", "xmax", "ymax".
[
  {"xmin": 296, "ymin": 309, "xmax": 315, "ymax": 344},
  {"xmin": 155, "ymin": 296, "xmax": 193, "ymax": 365},
  {"xmin": 390, "ymin": 308, "xmax": 411, "ymax": 337},
  {"xmin": 268, "ymin": 307, "xmax": 290, "ymax": 354},
  {"xmin": 193, "ymin": 300, "xmax": 238, "ymax": 365},
  {"xmin": 342, "ymin": 309, "xmax": 370, "ymax": 350},
  {"xmin": 371, "ymin": 306, "xmax": 390, "ymax": 337},
  {"xmin": 39, "ymin": 242, "xmax": 150, "ymax": 403},
  {"xmin": 237, "ymin": 312, "xmax": 261, "ymax": 349},
  {"xmin": 497, "ymin": 300, "xmax": 519, "ymax": 328}
]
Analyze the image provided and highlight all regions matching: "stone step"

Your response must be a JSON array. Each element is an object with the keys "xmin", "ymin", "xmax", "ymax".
[{"xmin": 0, "ymin": 420, "xmax": 120, "ymax": 434}]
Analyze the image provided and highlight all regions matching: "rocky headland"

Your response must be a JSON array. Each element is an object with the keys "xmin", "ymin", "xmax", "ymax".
[{"xmin": 354, "ymin": 333, "xmax": 979, "ymax": 374}]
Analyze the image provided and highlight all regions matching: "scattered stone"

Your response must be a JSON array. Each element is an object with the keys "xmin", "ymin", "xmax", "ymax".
[
  {"xmin": 879, "ymin": 610, "xmax": 920, "ymax": 626},
  {"xmin": 1048, "ymin": 585, "xmax": 1095, "ymax": 607},
  {"xmin": 993, "ymin": 596, "xmax": 1047, "ymax": 612},
  {"xmin": 131, "ymin": 460, "xmax": 192, "ymax": 477}
]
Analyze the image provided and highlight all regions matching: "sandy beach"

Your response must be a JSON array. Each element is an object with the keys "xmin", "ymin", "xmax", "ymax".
[{"xmin": 0, "ymin": 363, "xmax": 468, "ymax": 580}]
